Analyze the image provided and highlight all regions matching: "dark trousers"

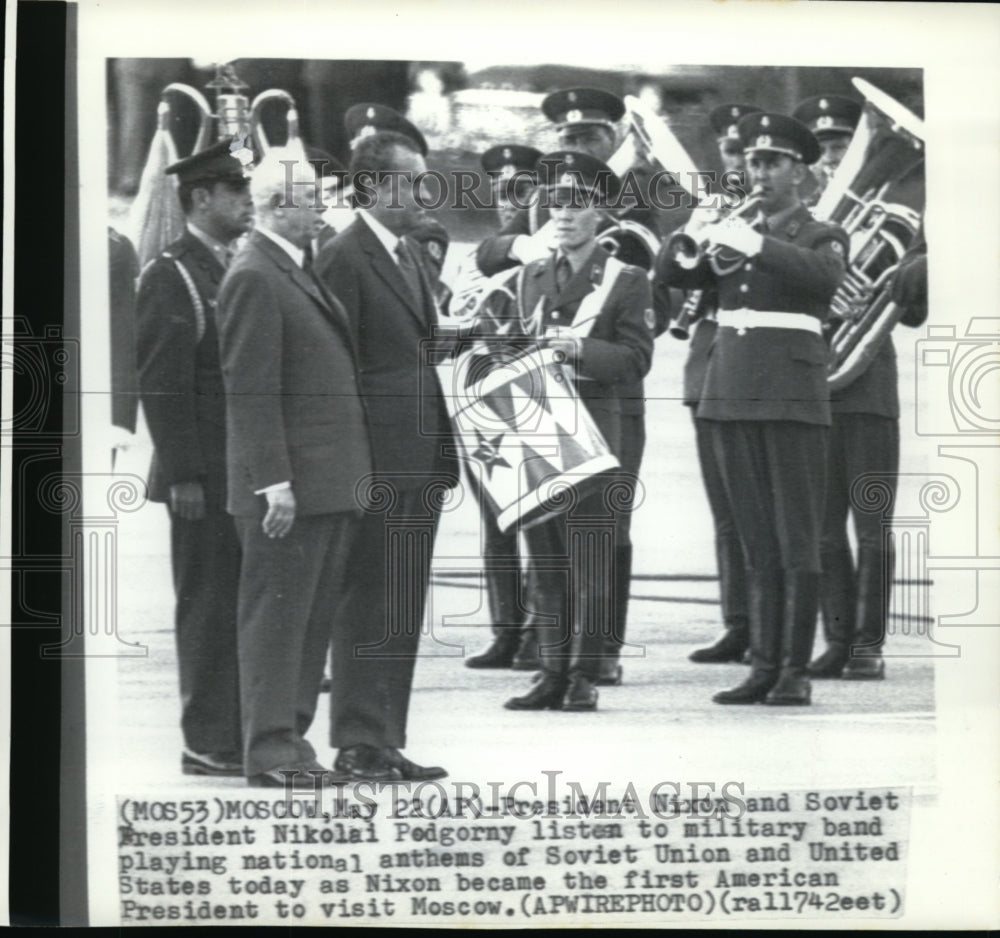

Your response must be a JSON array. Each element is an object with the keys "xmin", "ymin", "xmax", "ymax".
[
  {"xmin": 709, "ymin": 420, "xmax": 828, "ymax": 674},
  {"xmin": 473, "ymin": 471, "xmax": 525, "ymax": 640},
  {"xmin": 523, "ymin": 488, "xmax": 619, "ymax": 683},
  {"xmin": 820, "ymin": 413, "xmax": 899, "ymax": 648},
  {"xmin": 692, "ymin": 412, "xmax": 748, "ymax": 627},
  {"xmin": 235, "ymin": 512, "xmax": 358, "ymax": 777},
  {"xmin": 616, "ymin": 413, "xmax": 646, "ymax": 546},
  {"xmin": 329, "ymin": 488, "xmax": 440, "ymax": 750},
  {"xmin": 169, "ymin": 506, "xmax": 242, "ymax": 755},
  {"xmin": 710, "ymin": 420, "xmax": 828, "ymax": 574}
]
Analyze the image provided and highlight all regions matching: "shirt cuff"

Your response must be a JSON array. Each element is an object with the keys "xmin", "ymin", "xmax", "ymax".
[{"xmin": 254, "ymin": 481, "xmax": 291, "ymax": 495}]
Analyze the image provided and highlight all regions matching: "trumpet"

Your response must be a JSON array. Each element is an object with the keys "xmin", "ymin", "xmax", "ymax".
[{"xmin": 662, "ymin": 192, "xmax": 764, "ymax": 277}]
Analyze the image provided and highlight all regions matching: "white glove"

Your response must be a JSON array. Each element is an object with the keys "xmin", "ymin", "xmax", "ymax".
[
  {"xmin": 510, "ymin": 220, "xmax": 558, "ymax": 264},
  {"xmin": 704, "ymin": 218, "xmax": 764, "ymax": 258}
]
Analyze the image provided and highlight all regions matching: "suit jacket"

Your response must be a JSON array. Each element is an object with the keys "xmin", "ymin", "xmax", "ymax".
[
  {"xmin": 662, "ymin": 203, "xmax": 848, "ymax": 425},
  {"xmin": 314, "ymin": 216, "xmax": 456, "ymax": 490},
  {"xmin": 136, "ymin": 230, "xmax": 229, "ymax": 507},
  {"xmin": 498, "ymin": 245, "xmax": 654, "ymax": 456},
  {"xmin": 215, "ymin": 230, "xmax": 373, "ymax": 517}
]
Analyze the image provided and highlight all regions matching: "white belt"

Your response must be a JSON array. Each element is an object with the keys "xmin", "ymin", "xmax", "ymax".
[{"xmin": 717, "ymin": 309, "xmax": 822, "ymax": 335}]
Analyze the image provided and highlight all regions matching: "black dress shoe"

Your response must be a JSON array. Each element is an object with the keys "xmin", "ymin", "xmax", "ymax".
[
  {"xmin": 712, "ymin": 675, "xmax": 777, "ymax": 704},
  {"xmin": 764, "ymin": 674, "xmax": 812, "ymax": 705},
  {"xmin": 465, "ymin": 638, "xmax": 516, "ymax": 669},
  {"xmin": 594, "ymin": 659, "xmax": 622, "ymax": 686},
  {"xmin": 689, "ymin": 630, "xmax": 749, "ymax": 664},
  {"xmin": 182, "ymin": 749, "xmax": 243, "ymax": 777},
  {"xmin": 807, "ymin": 645, "xmax": 848, "ymax": 678},
  {"xmin": 843, "ymin": 656, "xmax": 885, "ymax": 680},
  {"xmin": 248, "ymin": 765, "xmax": 332, "ymax": 790},
  {"xmin": 334, "ymin": 744, "xmax": 401, "ymax": 782},
  {"xmin": 504, "ymin": 677, "xmax": 565, "ymax": 710},
  {"xmin": 562, "ymin": 676, "xmax": 598, "ymax": 712},
  {"xmin": 381, "ymin": 748, "xmax": 448, "ymax": 781}
]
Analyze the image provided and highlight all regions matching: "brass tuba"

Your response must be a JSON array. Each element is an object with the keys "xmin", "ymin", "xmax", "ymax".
[{"xmin": 813, "ymin": 78, "xmax": 925, "ymax": 390}]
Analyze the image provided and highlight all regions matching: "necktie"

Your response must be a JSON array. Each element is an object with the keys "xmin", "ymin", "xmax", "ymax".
[
  {"xmin": 303, "ymin": 241, "xmax": 315, "ymax": 271},
  {"xmin": 555, "ymin": 256, "xmax": 572, "ymax": 292},
  {"xmin": 395, "ymin": 239, "xmax": 424, "ymax": 308},
  {"xmin": 223, "ymin": 247, "xmax": 235, "ymax": 269}
]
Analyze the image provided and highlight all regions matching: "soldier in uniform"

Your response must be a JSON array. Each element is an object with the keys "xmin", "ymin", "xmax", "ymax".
[
  {"xmin": 797, "ymin": 91, "xmax": 925, "ymax": 683},
  {"xmin": 658, "ymin": 113, "xmax": 849, "ymax": 706},
  {"xmin": 680, "ymin": 104, "xmax": 760, "ymax": 664},
  {"xmin": 478, "ymin": 89, "xmax": 668, "ymax": 685},
  {"xmin": 109, "ymin": 227, "xmax": 141, "ymax": 436},
  {"xmin": 709, "ymin": 103, "xmax": 762, "ymax": 179},
  {"xmin": 464, "ymin": 145, "xmax": 543, "ymax": 671},
  {"xmin": 135, "ymin": 139, "xmax": 254, "ymax": 774},
  {"xmin": 496, "ymin": 152, "xmax": 654, "ymax": 711},
  {"xmin": 792, "ymin": 95, "xmax": 861, "ymax": 205}
]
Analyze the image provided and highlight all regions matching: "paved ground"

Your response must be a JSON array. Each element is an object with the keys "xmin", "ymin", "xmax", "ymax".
[{"xmin": 109, "ymin": 249, "xmax": 936, "ymax": 797}]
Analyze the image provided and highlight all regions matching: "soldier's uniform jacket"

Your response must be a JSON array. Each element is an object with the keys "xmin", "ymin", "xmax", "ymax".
[
  {"xmin": 136, "ymin": 230, "xmax": 229, "ymax": 508},
  {"xmin": 477, "ymin": 192, "xmax": 669, "ymax": 420},
  {"xmin": 499, "ymin": 244, "xmax": 654, "ymax": 457},
  {"xmin": 663, "ymin": 202, "xmax": 848, "ymax": 425}
]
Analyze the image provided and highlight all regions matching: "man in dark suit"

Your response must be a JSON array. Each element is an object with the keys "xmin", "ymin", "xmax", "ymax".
[
  {"xmin": 135, "ymin": 140, "xmax": 254, "ymax": 776},
  {"xmin": 491, "ymin": 152, "xmax": 654, "ymax": 712},
  {"xmin": 216, "ymin": 149, "xmax": 374, "ymax": 788},
  {"xmin": 659, "ymin": 113, "xmax": 849, "ymax": 706},
  {"xmin": 315, "ymin": 130, "xmax": 454, "ymax": 782}
]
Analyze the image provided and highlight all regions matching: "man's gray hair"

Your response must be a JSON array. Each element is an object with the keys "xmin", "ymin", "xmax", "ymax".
[{"xmin": 250, "ymin": 147, "xmax": 318, "ymax": 213}]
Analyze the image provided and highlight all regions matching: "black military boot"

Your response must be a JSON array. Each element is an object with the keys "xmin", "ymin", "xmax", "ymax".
[
  {"xmin": 562, "ymin": 674, "xmax": 598, "ymax": 711},
  {"xmin": 465, "ymin": 631, "xmax": 519, "ymax": 669},
  {"xmin": 511, "ymin": 629, "xmax": 541, "ymax": 670},
  {"xmin": 691, "ymin": 534, "xmax": 749, "ymax": 662},
  {"xmin": 713, "ymin": 573, "xmax": 782, "ymax": 704},
  {"xmin": 843, "ymin": 547, "xmax": 888, "ymax": 680},
  {"xmin": 596, "ymin": 545, "xmax": 632, "ymax": 685},
  {"xmin": 766, "ymin": 570, "xmax": 820, "ymax": 705},
  {"xmin": 808, "ymin": 546, "xmax": 855, "ymax": 678}
]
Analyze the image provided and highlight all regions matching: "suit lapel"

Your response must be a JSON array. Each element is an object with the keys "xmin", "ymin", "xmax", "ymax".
[
  {"xmin": 250, "ymin": 231, "xmax": 354, "ymax": 343},
  {"xmin": 355, "ymin": 218, "xmax": 428, "ymax": 328}
]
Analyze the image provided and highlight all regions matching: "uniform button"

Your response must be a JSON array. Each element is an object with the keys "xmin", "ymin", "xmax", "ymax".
[
  {"xmin": 743, "ymin": 262, "xmax": 753, "ymax": 271},
  {"xmin": 739, "ymin": 284, "xmax": 749, "ymax": 293},
  {"xmin": 552, "ymin": 311, "xmax": 561, "ymax": 319}
]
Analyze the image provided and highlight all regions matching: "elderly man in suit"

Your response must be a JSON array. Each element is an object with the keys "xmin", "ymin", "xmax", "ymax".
[
  {"xmin": 136, "ymin": 140, "xmax": 253, "ymax": 777},
  {"xmin": 315, "ymin": 129, "xmax": 454, "ymax": 782},
  {"xmin": 216, "ymin": 149, "xmax": 373, "ymax": 788}
]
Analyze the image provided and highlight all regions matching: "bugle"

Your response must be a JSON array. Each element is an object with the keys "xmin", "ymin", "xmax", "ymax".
[{"xmin": 662, "ymin": 192, "xmax": 764, "ymax": 277}]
